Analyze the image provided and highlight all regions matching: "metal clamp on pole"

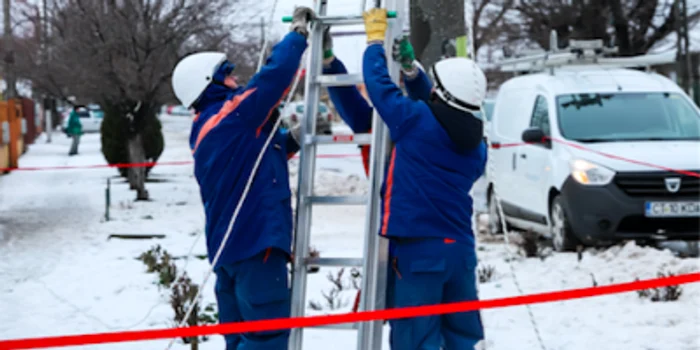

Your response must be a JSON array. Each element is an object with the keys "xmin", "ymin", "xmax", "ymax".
[{"xmin": 282, "ymin": 11, "xmax": 397, "ymax": 25}]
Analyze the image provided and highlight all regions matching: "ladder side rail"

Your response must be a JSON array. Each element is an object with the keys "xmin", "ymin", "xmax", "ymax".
[
  {"xmin": 289, "ymin": 1, "xmax": 328, "ymax": 348},
  {"xmin": 357, "ymin": 0, "xmax": 404, "ymax": 348},
  {"xmin": 356, "ymin": 106, "xmax": 391, "ymax": 350}
]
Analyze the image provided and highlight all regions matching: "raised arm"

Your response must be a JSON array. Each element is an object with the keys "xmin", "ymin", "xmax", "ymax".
[
  {"xmin": 403, "ymin": 66, "xmax": 433, "ymax": 102},
  {"xmin": 392, "ymin": 36, "xmax": 433, "ymax": 102},
  {"xmin": 362, "ymin": 42, "xmax": 421, "ymax": 142},
  {"xmin": 242, "ymin": 30, "xmax": 308, "ymax": 130},
  {"xmin": 323, "ymin": 57, "xmax": 373, "ymax": 133}
]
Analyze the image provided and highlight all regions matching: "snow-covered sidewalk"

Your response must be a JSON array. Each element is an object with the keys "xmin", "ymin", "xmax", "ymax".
[{"xmin": 0, "ymin": 115, "xmax": 698, "ymax": 350}]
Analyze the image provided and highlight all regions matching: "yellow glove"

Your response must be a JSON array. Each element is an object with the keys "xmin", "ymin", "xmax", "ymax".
[{"xmin": 363, "ymin": 8, "xmax": 388, "ymax": 43}]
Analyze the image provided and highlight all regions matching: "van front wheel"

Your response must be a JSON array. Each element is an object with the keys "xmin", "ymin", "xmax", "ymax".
[
  {"xmin": 550, "ymin": 196, "xmax": 581, "ymax": 252},
  {"xmin": 488, "ymin": 191, "xmax": 504, "ymax": 235}
]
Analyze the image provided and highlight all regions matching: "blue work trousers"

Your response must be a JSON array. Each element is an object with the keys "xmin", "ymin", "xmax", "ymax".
[
  {"xmin": 386, "ymin": 238, "xmax": 484, "ymax": 350},
  {"xmin": 214, "ymin": 248, "xmax": 291, "ymax": 350}
]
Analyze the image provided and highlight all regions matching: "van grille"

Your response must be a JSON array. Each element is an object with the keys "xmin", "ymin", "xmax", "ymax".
[
  {"xmin": 617, "ymin": 216, "xmax": 700, "ymax": 234},
  {"xmin": 614, "ymin": 170, "xmax": 700, "ymax": 198}
]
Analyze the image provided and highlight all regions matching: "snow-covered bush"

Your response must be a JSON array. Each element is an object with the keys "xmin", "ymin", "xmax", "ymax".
[
  {"xmin": 478, "ymin": 264, "xmax": 496, "ymax": 283},
  {"xmin": 170, "ymin": 273, "xmax": 217, "ymax": 349},
  {"xmin": 309, "ymin": 268, "xmax": 362, "ymax": 311},
  {"xmin": 137, "ymin": 245, "xmax": 177, "ymax": 288},
  {"xmin": 516, "ymin": 230, "xmax": 541, "ymax": 258},
  {"xmin": 636, "ymin": 272, "xmax": 684, "ymax": 302}
]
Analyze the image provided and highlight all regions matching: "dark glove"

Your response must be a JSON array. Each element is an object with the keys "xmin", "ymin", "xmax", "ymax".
[
  {"xmin": 290, "ymin": 6, "xmax": 316, "ymax": 38},
  {"xmin": 392, "ymin": 36, "xmax": 416, "ymax": 71},
  {"xmin": 323, "ymin": 27, "xmax": 333, "ymax": 59}
]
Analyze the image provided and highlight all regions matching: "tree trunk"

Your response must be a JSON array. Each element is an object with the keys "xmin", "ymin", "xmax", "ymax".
[
  {"xmin": 128, "ymin": 133, "xmax": 149, "ymax": 201},
  {"xmin": 410, "ymin": 0, "xmax": 466, "ymax": 69}
]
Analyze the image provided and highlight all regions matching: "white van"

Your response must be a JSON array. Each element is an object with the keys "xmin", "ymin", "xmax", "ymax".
[{"xmin": 486, "ymin": 67, "xmax": 700, "ymax": 251}]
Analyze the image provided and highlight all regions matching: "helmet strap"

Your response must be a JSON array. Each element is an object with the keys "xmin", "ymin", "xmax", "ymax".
[{"xmin": 430, "ymin": 65, "xmax": 481, "ymax": 113}]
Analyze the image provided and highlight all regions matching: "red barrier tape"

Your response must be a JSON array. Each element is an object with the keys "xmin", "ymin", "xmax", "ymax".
[
  {"xmin": 4, "ymin": 137, "xmax": 698, "ymax": 176},
  {"xmin": 492, "ymin": 137, "xmax": 700, "ymax": 178},
  {"xmin": 550, "ymin": 138, "xmax": 700, "ymax": 178},
  {"xmin": 1, "ymin": 273, "xmax": 698, "ymax": 349},
  {"xmin": 0, "ymin": 160, "xmax": 193, "ymax": 172},
  {"xmin": 0, "ymin": 155, "xmax": 360, "ymax": 172}
]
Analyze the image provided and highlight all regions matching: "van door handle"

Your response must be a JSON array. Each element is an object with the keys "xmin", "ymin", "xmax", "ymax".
[{"xmin": 520, "ymin": 153, "xmax": 527, "ymax": 159}]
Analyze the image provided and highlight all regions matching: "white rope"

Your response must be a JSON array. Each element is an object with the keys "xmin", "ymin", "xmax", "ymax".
[
  {"xmin": 464, "ymin": 0, "xmax": 546, "ymax": 348},
  {"xmin": 35, "ymin": 278, "xmax": 165, "ymax": 332},
  {"xmin": 484, "ymin": 140, "xmax": 548, "ymax": 350},
  {"xmin": 178, "ymin": 0, "xmax": 282, "ymax": 276},
  {"xmin": 164, "ymin": 56, "xmax": 306, "ymax": 350},
  {"xmin": 256, "ymin": 0, "xmax": 281, "ymax": 73},
  {"xmin": 164, "ymin": 3, "xmax": 294, "ymax": 348}
]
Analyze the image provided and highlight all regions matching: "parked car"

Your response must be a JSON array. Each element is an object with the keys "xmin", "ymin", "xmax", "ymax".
[
  {"xmin": 482, "ymin": 99, "xmax": 495, "ymax": 121},
  {"xmin": 473, "ymin": 98, "xmax": 495, "ymax": 122},
  {"xmin": 62, "ymin": 105, "xmax": 103, "ymax": 133},
  {"xmin": 486, "ymin": 68, "xmax": 700, "ymax": 252},
  {"xmin": 279, "ymin": 101, "xmax": 333, "ymax": 134},
  {"xmin": 474, "ymin": 98, "xmax": 495, "ymax": 143},
  {"xmin": 167, "ymin": 105, "xmax": 192, "ymax": 116}
]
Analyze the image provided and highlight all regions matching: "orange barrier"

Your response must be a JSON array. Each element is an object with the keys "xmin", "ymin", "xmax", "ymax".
[
  {"xmin": 0, "ymin": 99, "xmax": 28, "ymax": 174},
  {"xmin": 7, "ymin": 99, "xmax": 23, "ymax": 168}
]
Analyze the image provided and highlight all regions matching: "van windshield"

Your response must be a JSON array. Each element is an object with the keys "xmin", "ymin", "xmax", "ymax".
[
  {"xmin": 482, "ymin": 101, "xmax": 495, "ymax": 121},
  {"xmin": 556, "ymin": 92, "xmax": 700, "ymax": 142}
]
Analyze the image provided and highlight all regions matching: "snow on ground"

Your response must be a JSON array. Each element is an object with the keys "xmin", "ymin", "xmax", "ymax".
[{"xmin": 0, "ymin": 115, "xmax": 698, "ymax": 350}]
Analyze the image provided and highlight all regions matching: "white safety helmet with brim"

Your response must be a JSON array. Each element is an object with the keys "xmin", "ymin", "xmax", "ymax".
[
  {"xmin": 171, "ymin": 52, "xmax": 228, "ymax": 109},
  {"xmin": 430, "ymin": 57, "xmax": 487, "ymax": 114}
]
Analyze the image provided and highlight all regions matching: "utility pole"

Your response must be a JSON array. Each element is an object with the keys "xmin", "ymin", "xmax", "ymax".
[
  {"xmin": 676, "ymin": 0, "xmax": 692, "ymax": 94},
  {"xmin": 3, "ymin": 0, "xmax": 17, "ymax": 100},
  {"xmin": 409, "ymin": 0, "xmax": 467, "ymax": 69},
  {"xmin": 43, "ymin": 0, "xmax": 53, "ymax": 142}
]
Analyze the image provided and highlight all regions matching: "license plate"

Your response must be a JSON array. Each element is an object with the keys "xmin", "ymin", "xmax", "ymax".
[{"xmin": 645, "ymin": 201, "xmax": 700, "ymax": 218}]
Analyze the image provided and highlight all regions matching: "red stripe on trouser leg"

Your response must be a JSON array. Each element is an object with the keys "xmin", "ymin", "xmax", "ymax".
[
  {"xmin": 380, "ymin": 149, "xmax": 397, "ymax": 236},
  {"xmin": 263, "ymin": 248, "xmax": 271, "ymax": 263}
]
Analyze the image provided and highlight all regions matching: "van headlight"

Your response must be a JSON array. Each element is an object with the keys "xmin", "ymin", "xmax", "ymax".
[{"xmin": 570, "ymin": 159, "xmax": 615, "ymax": 186}]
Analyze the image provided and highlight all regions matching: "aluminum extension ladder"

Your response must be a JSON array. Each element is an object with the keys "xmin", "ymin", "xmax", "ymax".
[{"xmin": 288, "ymin": 0, "xmax": 405, "ymax": 349}]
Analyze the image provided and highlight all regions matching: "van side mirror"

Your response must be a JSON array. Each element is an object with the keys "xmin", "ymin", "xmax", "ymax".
[{"xmin": 521, "ymin": 127, "xmax": 551, "ymax": 148}]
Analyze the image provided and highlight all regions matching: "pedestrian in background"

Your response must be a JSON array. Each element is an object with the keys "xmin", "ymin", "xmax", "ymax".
[{"xmin": 66, "ymin": 105, "xmax": 83, "ymax": 156}]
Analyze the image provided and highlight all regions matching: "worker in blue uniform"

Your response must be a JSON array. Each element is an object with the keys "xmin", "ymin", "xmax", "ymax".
[
  {"xmin": 322, "ymin": 9, "xmax": 489, "ymax": 349},
  {"xmin": 170, "ymin": 6, "xmax": 318, "ymax": 350}
]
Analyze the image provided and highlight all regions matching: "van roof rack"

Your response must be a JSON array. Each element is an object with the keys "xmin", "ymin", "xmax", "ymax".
[{"xmin": 495, "ymin": 30, "xmax": 675, "ymax": 74}]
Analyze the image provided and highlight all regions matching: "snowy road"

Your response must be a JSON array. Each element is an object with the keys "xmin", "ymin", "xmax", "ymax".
[{"xmin": 0, "ymin": 115, "xmax": 698, "ymax": 350}]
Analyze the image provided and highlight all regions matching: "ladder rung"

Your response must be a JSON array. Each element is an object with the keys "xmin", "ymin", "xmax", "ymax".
[
  {"xmin": 307, "ymin": 257, "xmax": 363, "ymax": 267},
  {"xmin": 305, "ymin": 133, "xmax": 372, "ymax": 145},
  {"xmin": 320, "ymin": 16, "xmax": 365, "ymax": 26},
  {"xmin": 312, "ymin": 323, "xmax": 359, "ymax": 330},
  {"xmin": 316, "ymin": 74, "xmax": 364, "ymax": 87},
  {"xmin": 309, "ymin": 196, "xmax": 367, "ymax": 205},
  {"xmin": 331, "ymin": 28, "xmax": 411, "ymax": 38},
  {"xmin": 282, "ymin": 12, "xmax": 397, "ymax": 25}
]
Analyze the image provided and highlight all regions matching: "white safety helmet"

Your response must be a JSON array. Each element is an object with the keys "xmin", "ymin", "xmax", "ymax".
[
  {"xmin": 430, "ymin": 57, "xmax": 487, "ymax": 114},
  {"xmin": 171, "ymin": 52, "xmax": 228, "ymax": 108}
]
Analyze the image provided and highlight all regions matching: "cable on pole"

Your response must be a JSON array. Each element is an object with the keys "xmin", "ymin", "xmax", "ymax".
[{"xmin": 465, "ymin": 0, "xmax": 547, "ymax": 348}]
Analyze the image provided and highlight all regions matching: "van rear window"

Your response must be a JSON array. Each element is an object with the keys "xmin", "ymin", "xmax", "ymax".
[{"xmin": 556, "ymin": 92, "xmax": 700, "ymax": 142}]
